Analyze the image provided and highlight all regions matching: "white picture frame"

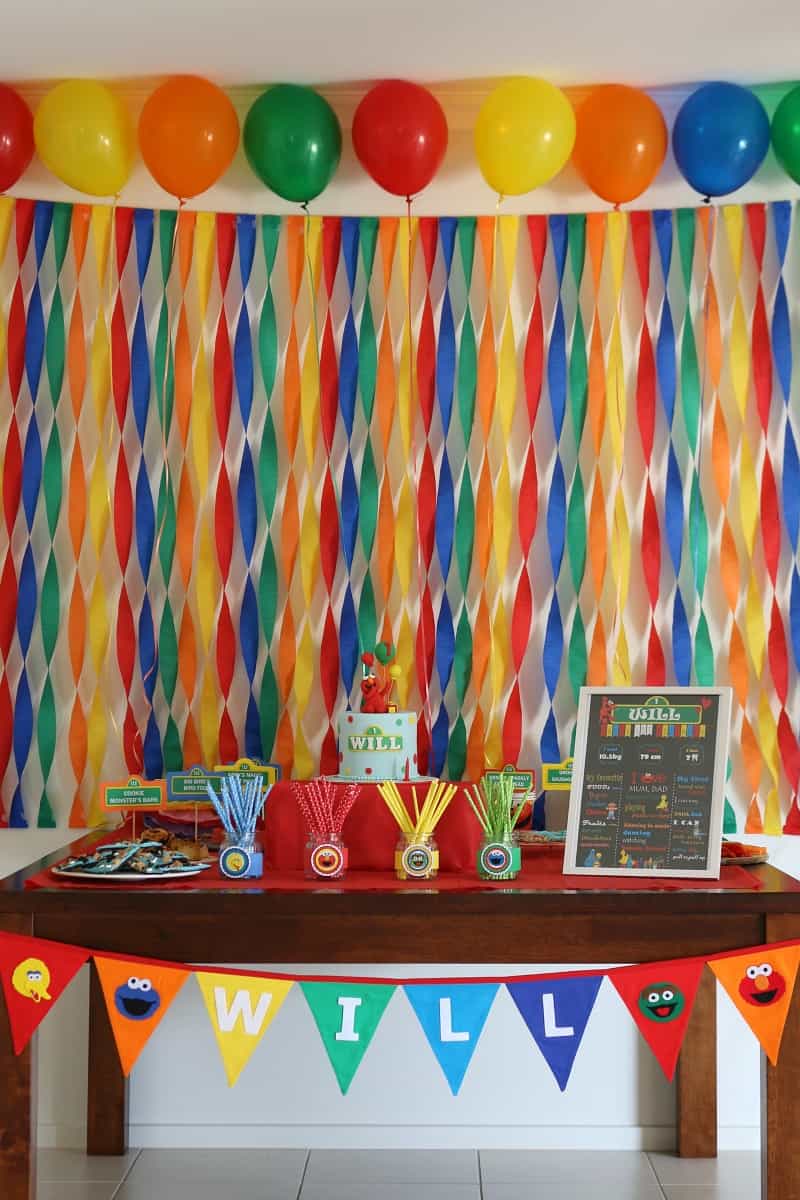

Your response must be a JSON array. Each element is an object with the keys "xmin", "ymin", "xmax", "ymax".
[{"xmin": 563, "ymin": 686, "xmax": 732, "ymax": 878}]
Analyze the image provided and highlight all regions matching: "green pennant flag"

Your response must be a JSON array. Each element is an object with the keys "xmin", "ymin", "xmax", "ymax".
[{"xmin": 300, "ymin": 982, "xmax": 395, "ymax": 1094}]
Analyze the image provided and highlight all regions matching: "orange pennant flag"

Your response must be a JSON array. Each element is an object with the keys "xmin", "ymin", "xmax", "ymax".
[
  {"xmin": 94, "ymin": 957, "xmax": 190, "ymax": 1075},
  {"xmin": 710, "ymin": 945, "xmax": 800, "ymax": 1065}
]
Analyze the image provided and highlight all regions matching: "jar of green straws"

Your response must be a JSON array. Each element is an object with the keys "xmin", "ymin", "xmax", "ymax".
[{"xmin": 467, "ymin": 776, "xmax": 525, "ymax": 881}]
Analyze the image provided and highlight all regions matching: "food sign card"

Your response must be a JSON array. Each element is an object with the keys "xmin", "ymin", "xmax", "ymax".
[{"xmin": 564, "ymin": 688, "xmax": 732, "ymax": 878}]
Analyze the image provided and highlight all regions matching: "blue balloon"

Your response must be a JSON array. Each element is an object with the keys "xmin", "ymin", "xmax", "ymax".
[{"xmin": 672, "ymin": 82, "xmax": 769, "ymax": 198}]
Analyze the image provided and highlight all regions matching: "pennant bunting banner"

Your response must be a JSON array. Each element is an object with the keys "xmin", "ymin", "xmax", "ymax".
[
  {"xmin": 94, "ymin": 955, "xmax": 190, "ymax": 1075},
  {"xmin": 608, "ymin": 958, "xmax": 706, "ymax": 1080},
  {"xmin": 196, "ymin": 970, "xmax": 293, "ymax": 1086},
  {"xmin": 507, "ymin": 974, "xmax": 603, "ymax": 1091},
  {"xmin": 300, "ymin": 981, "xmax": 395, "ymax": 1094},
  {"xmin": 404, "ymin": 983, "xmax": 499, "ymax": 1095},
  {"xmin": 3, "ymin": 934, "xmax": 800, "ymax": 1091}
]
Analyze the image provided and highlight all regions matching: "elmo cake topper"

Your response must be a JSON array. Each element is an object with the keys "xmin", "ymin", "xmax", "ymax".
[{"xmin": 359, "ymin": 642, "xmax": 401, "ymax": 713}]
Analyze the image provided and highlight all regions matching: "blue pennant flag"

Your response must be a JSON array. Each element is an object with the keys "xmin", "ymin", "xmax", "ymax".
[
  {"xmin": 507, "ymin": 975, "xmax": 603, "ymax": 1091},
  {"xmin": 404, "ymin": 984, "xmax": 499, "ymax": 1095}
]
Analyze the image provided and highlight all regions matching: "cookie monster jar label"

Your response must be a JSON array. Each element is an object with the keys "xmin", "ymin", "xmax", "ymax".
[{"xmin": 478, "ymin": 840, "xmax": 522, "ymax": 880}]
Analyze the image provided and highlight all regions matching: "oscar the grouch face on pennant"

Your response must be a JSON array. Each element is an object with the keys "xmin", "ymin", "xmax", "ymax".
[{"xmin": 637, "ymin": 982, "xmax": 685, "ymax": 1023}]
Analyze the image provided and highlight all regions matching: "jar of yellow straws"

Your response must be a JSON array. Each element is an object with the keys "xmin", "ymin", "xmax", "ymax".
[{"xmin": 378, "ymin": 780, "xmax": 456, "ymax": 881}]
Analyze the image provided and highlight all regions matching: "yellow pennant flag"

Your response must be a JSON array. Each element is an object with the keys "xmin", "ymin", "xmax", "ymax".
[{"xmin": 196, "ymin": 972, "xmax": 293, "ymax": 1087}]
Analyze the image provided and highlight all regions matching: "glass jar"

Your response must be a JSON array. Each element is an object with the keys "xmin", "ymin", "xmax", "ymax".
[
  {"xmin": 304, "ymin": 833, "xmax": 348, "ymax": 880},
  {"xmin": 394, "ymin": 832, "xmax": 439, "ymax": 881},
  {"xmin": 477, "ymin": 836, "xmax": 521, "ymax": 881},
  {"xmin": 219, "ymin": 834, "xmax": 264, "ymax": 880}
]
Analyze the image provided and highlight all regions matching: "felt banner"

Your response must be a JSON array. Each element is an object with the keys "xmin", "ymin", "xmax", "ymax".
[
  {"xmin": 196, "ymin": 970, "xmax": 293, "ymax": 1086},
  {"xmin": 608, "ymin": 958, "xmax": 706, "ymax": 1080},
  {"xmin": 709, "ymin": 944, "xmax": 800, "ymax": 1064},
  {"xmin": 0, "ymin": 932, "xmax": 88, "ymax": 1053},
  {"xmin": 94, "ymin": 955, "xmax": 190, "ymax": 1075},
  {"xmin": 300, "ymin": 981, "xmax": 395, "ymax": 1094},
  {"xmin": 404, "ymin": 983, "xmax": 499, "ymax": 1095},
  {"xmin": 506, "ymin": 974, "xmax": 603, "ymax": 1091}
]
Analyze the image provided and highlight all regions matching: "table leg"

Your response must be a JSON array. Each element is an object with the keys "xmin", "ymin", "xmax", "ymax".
[
  {"xmin": 763, "ymin": 915, "xmax": 800, "ymax": 1200},
  {"xmin": 676, "ymin": 965, "xmax": 717, "ymax": 1157},
  {"xmin": 0, "ymin": 914, "xmax": 36, "ymax": 1200},
  {"xmin": 86, "ymin": 962, "xmax": 128, "ymax": 1156}
]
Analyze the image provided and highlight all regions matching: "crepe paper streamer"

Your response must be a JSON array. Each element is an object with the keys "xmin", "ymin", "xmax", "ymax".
[
  {"xmin": 745, "ymin": 794, "xmax": 764, "ymax": 834},
  {"xmin": 538, "ymin": 215, "xmax": 569, "ymax": 765},
  {"xmin": 508, "ymin": 974, "xmax": 603, "ymax": 1092},
  {"xmin": 605, "ymin": 210, "xmax": 631, "ymax": 687},
  {"xmin": 430, "ymin": 217, "xmax": 458, "ymax": 777},
  {"xmin": 317, "ymin": 216, "xmax": 342, "ymax": 774},
  {"xmin": 610, "ymin": 958, "xmax": 705, "ymax": 1080},
  {"xmin": 583, "ymin": 213, "xmax": 608, "ymax": 687},
  {"xmin": 95, "ymin": 956, "xmax": 190, "ymax": 1076},
  {"xmin": 258, "ymin": 215, "xmax": 281, "ymax": 761},
  {"xmin": 63, "ymin": 206, "xmax": 91, "ymax": 825},
  {"xmin": 36, "ymin": 204, "xmax": 70, "ymax": 827},
  {"xmin": 631, "ymin": 212, "xmax": 664, "ymax": 686},
  {"xmin": 564, "ymin": 213, "xmax": 588, "ymax": 712},
  {"xmin": 710, "ymin": 945, "xmax": 800, "ymax": 1066},
  {"xmin": 447, "ymin": 218, "xmax": 478, "ymax": 781},
  {"xmin": 130, "ymin": 208, "xmax": 163, "ymax": 779},
  {"xmin": 11, "ymin": 200, "xmax": 49, "ymax": 829},
  {"xmin": 197, "ymin": 971, "xmax": 293, "ymax": 1087},
  {"xmin": 338, "ymin": 217, "xmax": 360, "ymax": 702},
  {"xmin": 357, "ymin": 218, "xmax": 380, "ymax": 674},
  {"xmin": 213, "ymin": 213, "xmax": 239, "ymax": 766},
  {"xmin": 301, "ymin": 981, "xmax": 395, "ymax": 1095},
  {"xmin": 405, "ymin": 984, "xmax": 499, "ymax": 1095},
  {"xmin": 233, "ymin": 212, "xmax": 261, "ymax": 762}
]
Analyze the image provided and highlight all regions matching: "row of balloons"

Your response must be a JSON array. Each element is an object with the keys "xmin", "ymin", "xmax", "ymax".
[{"xmin": 1, "ymin": 74, "xmax": 800, "ymax": 205}]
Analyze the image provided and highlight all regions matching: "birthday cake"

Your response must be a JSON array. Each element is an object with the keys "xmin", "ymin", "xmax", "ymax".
[
  {"xmin": 337, "ymin": 711, "xmax": 419, "ymax": 780},
  {"xmin": 334, "ymin": 641, "xmax": 420, "ymax": 781}
]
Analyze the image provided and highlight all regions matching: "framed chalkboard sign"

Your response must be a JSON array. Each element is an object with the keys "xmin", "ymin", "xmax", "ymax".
[{"xmin": 564, "ymin": 687, "xmax": 732, "ymax": 878}]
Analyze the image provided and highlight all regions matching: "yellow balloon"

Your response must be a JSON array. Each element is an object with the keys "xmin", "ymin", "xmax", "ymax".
[
  {"xmin": 35, "ymin": 81, "xmax": 135, "ymax": 197},
  {"xmin": 475, "ymin": 77, "xmax": 576, "ymax": 196}
]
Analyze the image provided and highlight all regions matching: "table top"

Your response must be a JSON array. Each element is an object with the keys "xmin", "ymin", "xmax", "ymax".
[{"xmin": 3, "ymin": 827, "xmax": 800, "ymax": 917}]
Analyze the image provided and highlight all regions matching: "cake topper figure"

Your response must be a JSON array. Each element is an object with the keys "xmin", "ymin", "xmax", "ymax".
[{"xmin": 359, "ymin": 642, "xmax": 401, "ymax": 713}]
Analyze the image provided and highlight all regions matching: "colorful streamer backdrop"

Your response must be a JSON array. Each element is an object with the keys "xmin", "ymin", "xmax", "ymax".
[{"xmin": 0, "ymin": 198, "xmax": 798, "ymax": 829}]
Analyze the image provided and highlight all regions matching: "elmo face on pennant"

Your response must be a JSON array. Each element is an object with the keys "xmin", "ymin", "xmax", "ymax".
[{"xmin": 738, "ymin": 963, "xmax": 787, "ymax": 1007}]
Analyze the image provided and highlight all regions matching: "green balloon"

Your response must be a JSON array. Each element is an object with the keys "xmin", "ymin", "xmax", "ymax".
[
  {"xmin": 772, "ymin": 86, "xmax": 800, "ymax": 184},
  {"xmin": 244, "ymin": 84, "xmax": 342, "ymax": 203}
]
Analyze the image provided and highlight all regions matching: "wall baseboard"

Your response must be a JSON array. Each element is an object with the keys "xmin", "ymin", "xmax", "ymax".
[{"xmin": 33, "ymin": 1123, "xmax": 762, "ymax": 1151}]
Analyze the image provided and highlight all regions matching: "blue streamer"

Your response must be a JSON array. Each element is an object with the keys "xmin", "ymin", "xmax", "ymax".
[
  {"xmin": 241, "ymin": 577, "xmax": 259, "ymax": 682},
  {"xmin": 546, "ymin": 458, "xmax": 566, "ymax": 578},
  {"xmin": 237, "ymin": 212, "xmax": 256, "ymax": 290},
  {"xmin": 543, "ymin": 594, "xmax": 563, "ymax": 700},
  {"xmin": 436, "ymin": 591, "xmax": 455, "ymax": 693},
  {"xmin": 665, "ymin": 448, "xmax": 684, "ymax": 574},
  {"xmin": 339, "ymin": 584, "xmax": 359, "ymax": 695},
  {"xmin": 672, "ymin": 588, "xmax": 691, "ymax": 685},
  {"xmin": 135, "ymin": 462, "xmax": 155, "ymax": 579},
  {"xmin": 134, "ymin": 209, "xmax": 154, "ymax": 286},
  {"xmin": 234, "ymin": 304, "xmax": 254, "ymax": 429},
  {"xmin": 341, "ymin": 456, "xmax": 359, "ymax": 569},
  {"xmin": 238, "ymin": 444, "xmax": 257, "ymax": 563},
  {"xmin": 431, "ymin": 703, "xmax": 450, "ymax": 777},
  {"xmin": 21, "ymin": 419, "xmax": 41, "ymax": 531},
  {"xmin": 435, "ymin": 453, "xmax": 455, "ymax": 581}
]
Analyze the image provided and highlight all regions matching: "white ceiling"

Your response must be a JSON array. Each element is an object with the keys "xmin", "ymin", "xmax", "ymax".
[{"xmin": 3, "ymin": 0, "xmax": 799, "ymax": 90}]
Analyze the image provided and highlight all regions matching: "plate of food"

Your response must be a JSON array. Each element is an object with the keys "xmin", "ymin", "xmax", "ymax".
[
  {"xmin": 52, "ymin": 839, "xmax": 213, "ymax": 882},
  {"xmin": 517, "ymin": 830, "xmax": 566, "ymax": 848},
  {"xmin": 721, "ymin": 840, "xmax": 769, "ymax": 866}
]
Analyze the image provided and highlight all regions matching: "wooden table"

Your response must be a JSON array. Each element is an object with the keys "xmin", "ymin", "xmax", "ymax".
[{"xmin": 3, "ymin": 833, "xmax": 800, "ymax": 1199}]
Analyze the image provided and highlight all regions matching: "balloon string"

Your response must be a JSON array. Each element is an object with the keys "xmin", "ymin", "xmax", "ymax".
[{"xmin": 407, "ymin": 196, "xmax": 432, "ymax": 760}]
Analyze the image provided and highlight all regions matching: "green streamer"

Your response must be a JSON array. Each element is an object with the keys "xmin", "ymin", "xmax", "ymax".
[
  {"xmin": 455, "ymin": 473, "xmax": 475, "ymax": 595},
  {"xmin": 259, "ymin": 536, "xmax": 279, "ymax": 648},
  {"xmin": 447, "ymin": 714, "xmax": 467, "ymax": 780},
  {"xmin": 454, "ymin": 609, "xmax": 473, "ymax": 705},
  {"xmin": 359, "ymin": 432, "xmax": 379, "ymax": 559},
  {"xmin": 260, "ymin": 658, "xmax": 280, "ymax": 758},
  {"xmin": 357, "ymin": 573, "xmax": 377, "ymax": 657},
  {"xmin": 566, "ymin": 471, "xmax": 586, "ymax": 595},
  {"xmin": 568, "ymin": 610, "xmax": 588, "ymax": 705}
]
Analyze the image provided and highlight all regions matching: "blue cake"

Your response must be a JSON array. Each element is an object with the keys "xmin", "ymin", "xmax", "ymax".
[{"xmin": 336, "ymin": 711, "xmax": 420, "ymax": 781}]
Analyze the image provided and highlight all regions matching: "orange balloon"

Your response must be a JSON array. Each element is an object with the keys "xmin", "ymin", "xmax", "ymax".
[
  {"xmin": 572, "ymin": 84, "xmax": 667, "ymax": 206},
  {"xmin": 139, "ymin": 75, "xmax": 239, "ymax": 200}
]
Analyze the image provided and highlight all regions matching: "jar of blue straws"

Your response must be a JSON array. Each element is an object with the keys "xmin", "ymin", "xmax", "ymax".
[{"xmin": 206, "ymin": 774, "xmax": 269, "ymax": 880}]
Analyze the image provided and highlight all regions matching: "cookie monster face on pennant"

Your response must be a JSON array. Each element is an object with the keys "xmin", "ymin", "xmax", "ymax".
[
  {"xmin": 738, "ymin": 963, "xmax": 787, "ymax": 1008},
  {"xmin": 114, "ymin": 976, "xmax": 162, "ymax": 1021},
  {"xmin": 637, "ymin": 982, "xmax": 685, "ymax": 1023}
]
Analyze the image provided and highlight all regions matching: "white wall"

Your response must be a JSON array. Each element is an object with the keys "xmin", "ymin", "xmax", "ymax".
[{"xmin": 0, "ymin": 831, "xmax": 787, "ymax": 1151}]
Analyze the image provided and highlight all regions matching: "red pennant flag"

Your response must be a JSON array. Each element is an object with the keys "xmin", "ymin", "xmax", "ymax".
[
  {"xmin": 609, "ymin": 958, "xmax": 706, "ymax": 1080},
  {"xmin": 94, "ymin": 956, "xmax": 190, "ymax": 1075},
  {"xmin": 0, "ymin": 933, "xmax": 89, "ymax": 1053}
]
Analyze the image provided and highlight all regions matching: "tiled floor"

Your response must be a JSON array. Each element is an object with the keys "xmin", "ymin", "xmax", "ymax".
[{"xmin": 35, "ymin": 1148, "xmax": 763, "ymax": 1199}]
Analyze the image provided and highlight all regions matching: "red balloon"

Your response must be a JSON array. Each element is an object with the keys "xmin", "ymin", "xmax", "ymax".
[
  {"xmin": 352, "ymin": 80, "xmax": 448, "ymax": 198},
  {"xmin": 0, "ymin": 85, "xmax": 33, "ymax": 192}
]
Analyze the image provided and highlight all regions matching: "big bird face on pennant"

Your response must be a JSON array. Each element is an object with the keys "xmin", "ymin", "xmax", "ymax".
[
  {"xmin": 738, "ymin": 962, "xmax": 787, "ymax": 1007},
  {"xmin": 11, "ymin": 958, "xmax": 52, "ymax": 1003}
]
